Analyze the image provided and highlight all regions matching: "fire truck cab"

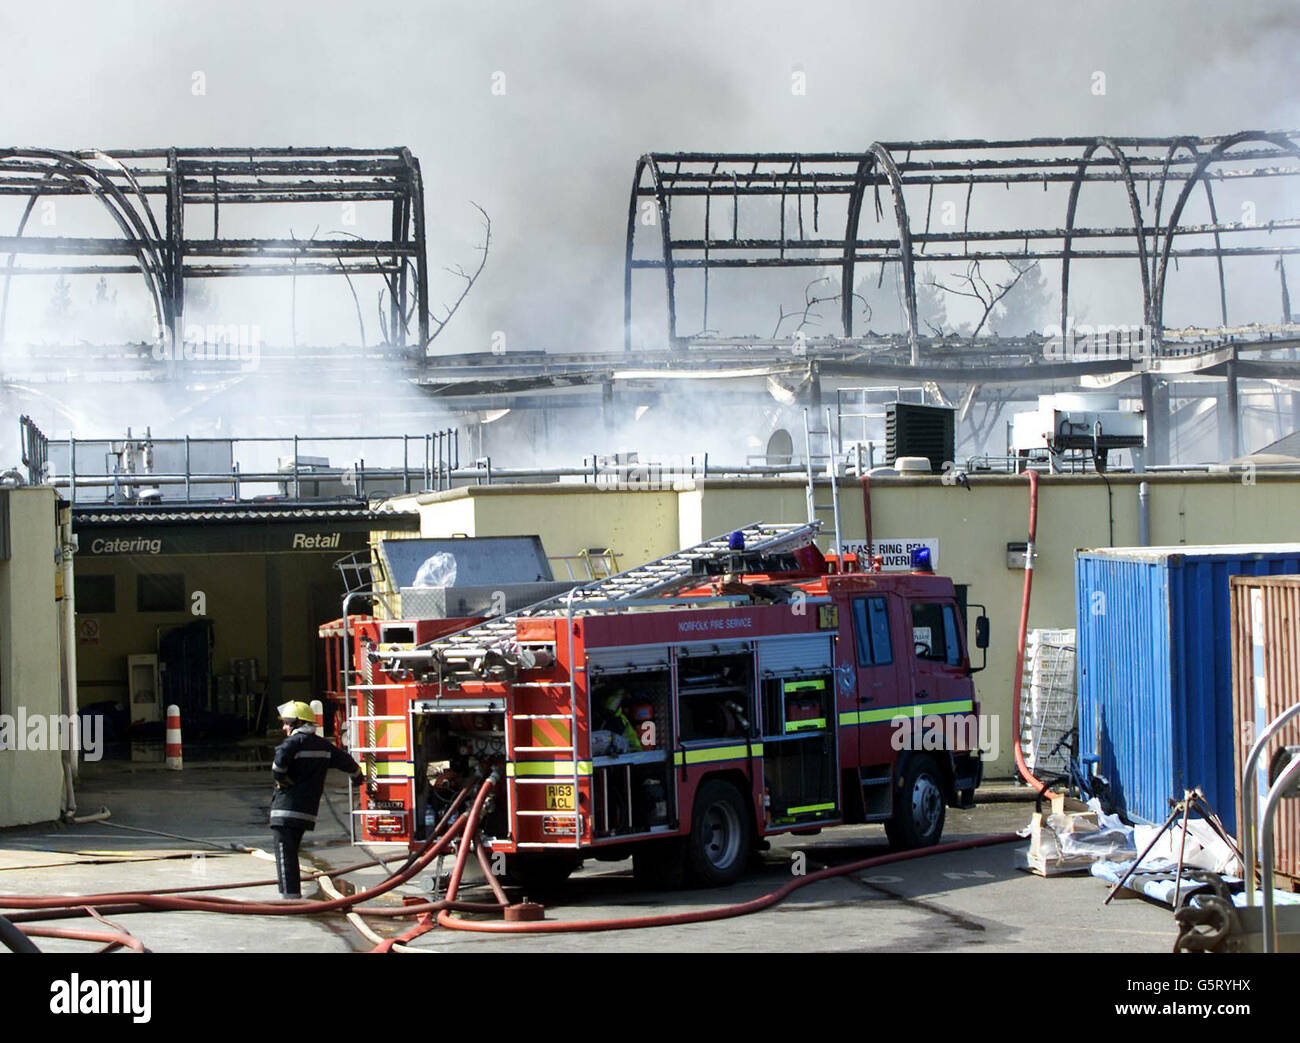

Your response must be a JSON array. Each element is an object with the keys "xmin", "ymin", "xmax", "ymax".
[{"xmin": 338, "ymin": 522, "xmax": 988, "ymax": 889}]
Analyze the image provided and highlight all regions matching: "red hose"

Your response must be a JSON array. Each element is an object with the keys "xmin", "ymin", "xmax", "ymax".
[
  {"xmin": 436, "ymin": 832, "xmax": 1018, "ymax": 934},
  {"xmin": 1011, "ymin": 469, "xmax": 1055, "ymax": 796},
  {"xmin": 0, "ymin": 781, "xmax": 484, "ymax": 919},
  {"xmin": 19, "ymin": 924, "xmax": 147, "ymax": 953}
]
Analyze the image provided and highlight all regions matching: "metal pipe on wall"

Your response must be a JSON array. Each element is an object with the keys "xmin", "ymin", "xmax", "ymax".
[{"xmin": 57, "ymin": 503, "xmax": 79, "ymax": 818}]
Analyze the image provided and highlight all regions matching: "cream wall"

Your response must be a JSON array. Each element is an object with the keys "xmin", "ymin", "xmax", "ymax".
[
  {"xmin": 391, "ymin": 473, "xmax": 1300, "ymax": 777},
  {"xmin": 0, "ymin": 487, "xmax": 65, "ymax": 827},
  {"xmin": 388, "ymin": 487, "xmax": 679, "ymax": 577}
]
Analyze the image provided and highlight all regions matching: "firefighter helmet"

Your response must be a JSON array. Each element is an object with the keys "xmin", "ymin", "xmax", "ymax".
[{"xmin": 277, "ymin": 700, "xmax": 316, "ymax": 725}]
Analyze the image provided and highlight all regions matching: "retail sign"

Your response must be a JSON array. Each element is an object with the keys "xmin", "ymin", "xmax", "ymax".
[
  {"xmin": 75, "ymin": 519, "xmax": 404, "ymax": 556},
  {"xmin": 841, "ymin": 538, "xmax": 939, "ymax": 572},
  {"xmin": 291, "ymin": 532, "xmax": 341, "ymax": 550}
]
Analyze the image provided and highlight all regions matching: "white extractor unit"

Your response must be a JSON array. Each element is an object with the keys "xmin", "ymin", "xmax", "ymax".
[{"xmin": 1011, "ymin": 394, "xmax": 1145, "ymax": 470}]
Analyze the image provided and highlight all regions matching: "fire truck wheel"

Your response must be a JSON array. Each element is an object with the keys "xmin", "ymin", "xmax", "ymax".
[
  {"xmin": 885, "ymin": 755, "xmax": 946, "ymax": 850},
  {"xmin": 686, "ymin": 780, "xmax": 752, "ymax": 886},
  {"xmin": 501, "ymin": 854, "xmax": 581, "ymax": 893}
]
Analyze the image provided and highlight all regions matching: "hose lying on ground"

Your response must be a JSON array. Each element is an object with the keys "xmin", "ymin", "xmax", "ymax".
[
  {"xmin": 6, "ymin": 773, "xmax": 1022, "ymax": 949},
  {"xmin": 432, "ymin": 832, "xmax": 1019, "ymax": 935},
  {"xmin": 0, "ymin": 781, "xmax": 479, "ymax": 925}
]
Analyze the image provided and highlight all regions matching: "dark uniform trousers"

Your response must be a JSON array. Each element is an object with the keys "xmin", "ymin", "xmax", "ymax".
[
  {"xmin": 270, "ymin": 726, "xmax": 362, "ymax": 897},
  {"xmin": 272, "ymin": 824, "xmax": 308, "ymax": 897}
]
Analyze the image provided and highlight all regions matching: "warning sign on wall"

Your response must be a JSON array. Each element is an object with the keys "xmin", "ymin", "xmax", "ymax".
[
  {"xmin": 841, "ymin": 538, "xmax": 939, "ymax": 572},
  {"xmin": 78, "ymin": 617, "xmax": 101, "ymax": 646}
]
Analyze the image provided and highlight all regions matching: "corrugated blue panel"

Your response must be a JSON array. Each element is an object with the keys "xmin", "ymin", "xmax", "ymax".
[{"xmin": 1077, "ymin": 546, "xmax": 1300, "ymax": 832}]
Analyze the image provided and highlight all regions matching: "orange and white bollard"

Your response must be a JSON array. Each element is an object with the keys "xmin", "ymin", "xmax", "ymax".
[
  {"xmin": 310, "ymin": 699, "xmax": 325, "ymax": 737},
  {"xmin": 165, "ymin": 704, "xmax": 183, "ymax": 770}
]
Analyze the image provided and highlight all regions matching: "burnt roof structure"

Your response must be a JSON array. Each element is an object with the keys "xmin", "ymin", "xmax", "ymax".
[
  {"xmin": 625, "ymin": 132, "xmax": 1300, "ymax": 360},
  {"xmin": 0, "ymin": 146, "xmax": 429, "ymax": 354}
]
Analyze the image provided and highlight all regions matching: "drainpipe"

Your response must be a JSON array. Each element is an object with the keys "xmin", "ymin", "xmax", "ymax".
[
  {"xmin": 1138, "ymin": 481, "xmax": 1151, "ymax": 547},
  {"xmin": 58, "ymin": 504, "xmax": 79, "ymax": 819}
]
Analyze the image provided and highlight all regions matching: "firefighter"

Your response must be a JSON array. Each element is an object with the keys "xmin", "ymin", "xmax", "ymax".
[{"xmin": 270, "ymin": 700, "xmax": 363, "ymax": 899}]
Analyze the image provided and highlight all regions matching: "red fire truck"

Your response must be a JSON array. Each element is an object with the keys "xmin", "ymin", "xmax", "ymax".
[{"xmin": 338, "ymin": 522, "xmax": 988, "ymax": 889}]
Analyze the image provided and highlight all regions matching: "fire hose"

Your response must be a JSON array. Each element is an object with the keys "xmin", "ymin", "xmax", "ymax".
[
  {"xmin": 0, "ymin": 780, "xmax": 484, "ymax": 941},
  {"xmin": 1011, "ymin": 468, "xmax": 1055, "ymax": 797},
  {"xmin": 431, "ymin": 832, "xmax": 1019, "ymax": 935},
  {"xmin": 5, "ymin": 771, "xmax": 1018, "ymax": 949}
]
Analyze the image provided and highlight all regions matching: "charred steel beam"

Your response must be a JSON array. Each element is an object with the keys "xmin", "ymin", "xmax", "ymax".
[
  {"xmin": 0, "ymin": 146, "xmax": 430, "ymax": 358},
  {"xmin": 624, "ymin": 132, "xmax": 1300, "ymax": 358}
]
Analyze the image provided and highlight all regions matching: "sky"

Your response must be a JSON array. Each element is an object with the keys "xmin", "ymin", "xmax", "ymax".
[{"xmin": 0, "ymin": 0, "xmax": 1297, "ymax": 458}]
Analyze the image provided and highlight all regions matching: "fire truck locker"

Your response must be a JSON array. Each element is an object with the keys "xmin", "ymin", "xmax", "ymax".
[
  {"xmin": 586, "ymin": 646, "xmax": 674, "ymax": 840},
  {"xmin": 755, "ymin": 633, "xmax": 839, "ymax": 828}
]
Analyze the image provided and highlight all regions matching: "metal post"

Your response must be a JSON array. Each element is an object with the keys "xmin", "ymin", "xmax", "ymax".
[
  {"xmin": 1261, "ymin": 757, "xmax": 1300, "ymax": 953},
  {"xmin": 1240, "ymin": 702, "xmax": 1300, "ymax": 908},
  {"xmin": 184, "ymin": 435, "xmax": 191, "ymax": 503},
  {"xmin": 1225, "ymin": 345, "xmax": 1240, "ymax": 461},
  {"xmin": 293, "ymin": 435, "xmax": 300, "ymax": 499}
]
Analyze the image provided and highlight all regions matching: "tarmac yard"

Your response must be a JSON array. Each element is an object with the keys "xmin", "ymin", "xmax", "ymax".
[{"xmin": 0, "ymin": 756, "xmax": 1175, "ymax": 954}]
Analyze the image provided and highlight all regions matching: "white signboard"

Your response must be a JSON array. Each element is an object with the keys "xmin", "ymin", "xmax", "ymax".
[{"xmin": 841, "ymin": 538, "xmax": 939, "ymax": 572}]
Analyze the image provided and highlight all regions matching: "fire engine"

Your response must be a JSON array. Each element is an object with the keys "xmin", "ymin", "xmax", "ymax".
[{"xmin": 333, "ymin": 521, "xmax": 989, "ymax": 889}]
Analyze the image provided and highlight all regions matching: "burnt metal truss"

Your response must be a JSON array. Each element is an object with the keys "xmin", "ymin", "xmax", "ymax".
[
  {"xmin": 625, "ymin": 132, "xmax": 1300, "ymax": 359},
  {"xmin": 0, "ymin": 146, "xmax": 429, "ymax": 352}
]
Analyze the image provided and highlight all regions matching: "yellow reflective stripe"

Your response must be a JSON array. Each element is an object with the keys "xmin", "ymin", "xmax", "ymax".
[
  {"xmin": 785, "ymin": 718, "xmax": 826, "ymax": 733},
  {"xmin": 371, "ymin": 761, "xmax": 414, "ymax": 778},
  {"xmin": 869, "ymin": 700, "xmax": 974, "ymax": 722},
  {"xmin": 787, "ymin": 802, "xmax": 836, "ymax": 815},
  {"xmin": 840, "ymin": 701, "xmax": 975, "ymax": 727},
  {"xmin": 783, "ymin": 679, "xmax": 826, "ymax": 693},
  {"xmin": 507, "ymin": 761, "xmax": 593, "ymax": 777},
  {"xmin": 673, "ymin": 743, "xmax": 763, "ymax": 766}
]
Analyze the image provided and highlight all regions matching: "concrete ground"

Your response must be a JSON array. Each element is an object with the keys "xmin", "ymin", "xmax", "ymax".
[{"xmin": 0, "ymin": 752, "xmax": 1177, "ymax": 953}]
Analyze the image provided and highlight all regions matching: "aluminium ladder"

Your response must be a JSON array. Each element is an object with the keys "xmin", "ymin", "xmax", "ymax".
[
  {"xmin": 420, "ymin": 519, "xmax": 822, "ymax": 667},
  {"xmin": 803, "ymin": 406, "xmax": 844, "ymax": 562}
]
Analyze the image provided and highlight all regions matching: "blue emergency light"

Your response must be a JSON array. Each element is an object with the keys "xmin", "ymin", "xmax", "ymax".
[
  {"xmin": 728, "ymin": 531, "xmax": 746, "ymax": 551},
  {"xmin": 910, "ymin": 546, "xmax": 933, "ymax": 572}
]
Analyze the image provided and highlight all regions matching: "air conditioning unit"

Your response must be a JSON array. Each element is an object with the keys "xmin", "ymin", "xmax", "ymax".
[
  {"xmin": 886, "ymin": 403, "xmax": 955, "ymax": 475},
  {"xmin": 1011, "ymin": 394, "xmax": 1144, "ymax": 469}
]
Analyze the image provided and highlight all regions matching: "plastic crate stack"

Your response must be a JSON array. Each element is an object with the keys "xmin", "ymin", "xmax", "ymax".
[{"xmin": 1019, "ymin": 628, "xmax": 1077, "ymax": 782}]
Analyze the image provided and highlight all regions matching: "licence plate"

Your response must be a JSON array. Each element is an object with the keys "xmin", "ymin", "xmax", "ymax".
[{"xmin": 545, "ymin": 783, "xmax": 575, "ymax": 811}]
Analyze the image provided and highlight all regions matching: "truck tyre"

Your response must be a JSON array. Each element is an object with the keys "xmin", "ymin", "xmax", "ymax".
[
  {"xmin": 885, "ymin": 755, "xmax": 946, "ymax": 850},
  {"xmin": 685, "ymin": 780, "xmax": 752, "ymax": 887},
  {"xmin": 502, "ymin": 853, "xmax": 581, "ymax": 893}
]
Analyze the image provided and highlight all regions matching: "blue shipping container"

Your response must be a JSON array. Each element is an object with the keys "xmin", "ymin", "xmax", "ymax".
[{"xmin": 1076, "ymin": 545, "xmax": 1300, "ymax": 832}]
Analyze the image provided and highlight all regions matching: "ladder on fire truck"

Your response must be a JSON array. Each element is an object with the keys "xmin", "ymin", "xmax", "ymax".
[
  {"xmin": 404, "ymin": 520, "xmax": 821, "ymax": 849},
  {"xmin": 420, "ymin": 520, "xmax": 820, "ymax": 667},
  {"xmin": 803, "ymin": 406, "xmax": 844, "ymax": 561}
]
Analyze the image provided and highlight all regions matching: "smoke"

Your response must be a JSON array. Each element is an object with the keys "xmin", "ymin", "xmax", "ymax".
[{"xmin": 1, "ymin": 0, "xmax": 1298, "ymax": 466}]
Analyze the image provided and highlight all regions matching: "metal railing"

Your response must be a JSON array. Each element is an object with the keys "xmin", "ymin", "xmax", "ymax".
[{"xmin": 32, "ymin": 428, "xmax": 460, "ymax": 505}]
